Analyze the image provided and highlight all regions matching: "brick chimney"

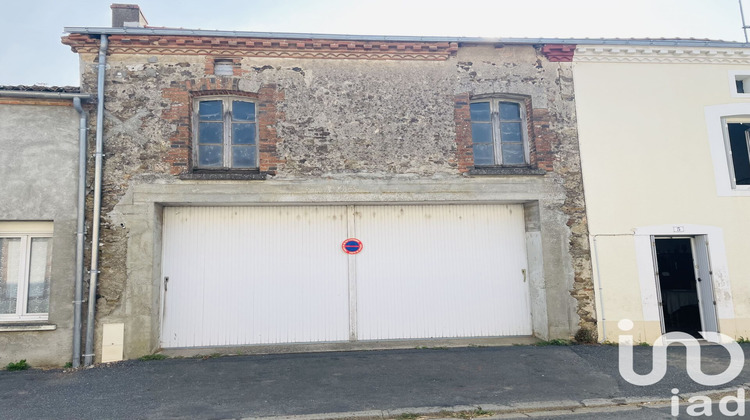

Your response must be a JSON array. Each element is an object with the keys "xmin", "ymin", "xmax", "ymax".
[{"xmin": 111, "ymin": 4, "xmax": 148, "ymax": 28}]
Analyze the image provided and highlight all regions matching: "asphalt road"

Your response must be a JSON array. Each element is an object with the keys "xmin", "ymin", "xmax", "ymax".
[
  {"xmin": 0, "ymin": 344, "xmax": 747, "ymax": 419},
  {"xmin": 526, "ymin": 401, "xmax": 750, "ymax": 419}
]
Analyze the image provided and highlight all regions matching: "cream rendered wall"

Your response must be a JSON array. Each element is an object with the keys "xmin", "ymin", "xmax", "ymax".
[{"xmin": 573, "ymin": 49, "xmax": 750, "ymax": 342}]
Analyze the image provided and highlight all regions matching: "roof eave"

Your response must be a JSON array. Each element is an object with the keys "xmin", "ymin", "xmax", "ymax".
[
  {"xmin": 62, "ymin": 27, "xmax": 750, "ymax": 49},
  {"xmin": 0, "ymin": 90, "xmax": 93, "ymax": 100}
]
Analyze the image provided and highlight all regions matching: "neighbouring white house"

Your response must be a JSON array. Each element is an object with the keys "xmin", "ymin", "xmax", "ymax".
[{"xmin": 573, "ymin": 43, "xmax": 750, "ymax": 343}]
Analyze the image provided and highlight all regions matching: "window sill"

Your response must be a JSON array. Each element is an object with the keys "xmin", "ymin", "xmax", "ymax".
[
  {"xmin": 0, "ymin": 323, "xmax": 56, "ymax": 332},
  {"xmin": 469, "ymin": 166, "xmax": 547, "ymax": 176},
  {"xmin": 180, "ymin": 171, "xmax": 267, "ymax": 181}
]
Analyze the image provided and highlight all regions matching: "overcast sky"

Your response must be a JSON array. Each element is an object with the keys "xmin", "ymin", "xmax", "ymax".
[{"xmin": 1, "ymin": 0, "xmax": 748, "ymax": 87}]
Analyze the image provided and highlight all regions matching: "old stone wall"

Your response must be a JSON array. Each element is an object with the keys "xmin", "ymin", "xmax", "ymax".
[{"xmin": 67, "ymin": 35, "xmax": 595, "ymax": 357}]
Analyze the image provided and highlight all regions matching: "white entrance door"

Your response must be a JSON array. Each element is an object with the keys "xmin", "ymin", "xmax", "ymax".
[
  {"xmin": 694, "ymin": 236, "xmax": 718, "ymax": 333},
  {"xmin": 653, "ymin": 236, "xmax": 719, "ymax": 337}
]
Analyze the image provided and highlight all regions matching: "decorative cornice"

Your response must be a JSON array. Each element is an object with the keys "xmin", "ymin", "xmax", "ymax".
[
  {"xmin": 541, "ymin": 44, "xmax": 575, "ymax": 62},
  {"xmin": 574, "ymin": 46, "xmax": 750, "ymax": 64},
  {"xmin": 62, "ymin": 34, "xmax": 459, "ymax": 61}
]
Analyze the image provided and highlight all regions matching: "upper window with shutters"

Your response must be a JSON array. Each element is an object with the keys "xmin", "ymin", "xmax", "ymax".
[
  {"xmin": 193, "ymin": 97, "xmax": 258, "ymax": 169},
  {"xmin": 470, "ymin": 98, "xmax": 529, "ymax": 166},
  {"xmin": 724, "ymin": 118, "xmax": 750, "ymax": 188}
]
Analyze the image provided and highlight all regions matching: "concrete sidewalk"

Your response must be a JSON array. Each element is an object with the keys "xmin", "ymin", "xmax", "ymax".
[{"xmin": 0, "ymin": 344, "xmax": 747, "ymax": 419}]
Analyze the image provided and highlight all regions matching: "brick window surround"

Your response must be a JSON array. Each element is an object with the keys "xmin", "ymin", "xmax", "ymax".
[
  {"xmin": 162, "ymin": 78, "xmax": 284, "ymax": 178},
  {"xmin": 454, "ymin": 93, "xmax": 552, "ymax": 175}
]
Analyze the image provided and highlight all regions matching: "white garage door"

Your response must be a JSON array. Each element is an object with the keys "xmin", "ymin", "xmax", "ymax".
[
  {"xmin": 160, "ymin": 206, "xmax": 350, "ymax": 348},
  {"xmin": 354, "ymin": 204, "xmax": 532, "ymax": 339},
  {"xmin": 160, "ymin": 204, "xmax": 531, "ymax": 348}
]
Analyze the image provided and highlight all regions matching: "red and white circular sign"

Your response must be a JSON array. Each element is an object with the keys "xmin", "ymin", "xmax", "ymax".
[{"xmin": 341, "ymin": 238, "xmax": 363, "ymax": 254}]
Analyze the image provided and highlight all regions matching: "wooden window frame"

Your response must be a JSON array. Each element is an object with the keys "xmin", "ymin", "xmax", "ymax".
[
  {"xmin": 193, "ymin": 96, "xmax": 259, "ymax": 170},
  {"xmin": 470, "ymin": 96, "xmax": 530, "ymax": 166}
]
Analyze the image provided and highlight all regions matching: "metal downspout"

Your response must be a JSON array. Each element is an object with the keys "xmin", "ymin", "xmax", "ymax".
[
  {"xmin": 84, "ymin": 35, "xmax": 108, "ymax": 366},
  {"xmin": 592, "ymin": 235, "xmax": 606, "ymax": 343},
  {"xmin": 72, "ymin": 97, "xmax": 87, "ymax": 368}
]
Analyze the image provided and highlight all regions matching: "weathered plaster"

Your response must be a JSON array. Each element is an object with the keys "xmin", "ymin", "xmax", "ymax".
[{"xmin": 0, "ymin": 103, "xmax": 80, "ymax": 367}]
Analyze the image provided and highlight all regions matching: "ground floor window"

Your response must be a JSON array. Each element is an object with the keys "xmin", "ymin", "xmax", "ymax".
[{"xmin": 0, "ymin": 223, "xmax": 53, "ymax": 321}]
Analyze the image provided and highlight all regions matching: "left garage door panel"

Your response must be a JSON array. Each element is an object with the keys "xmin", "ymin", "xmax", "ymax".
[{"xmin": 161, "ymin": 206, "xmax": 350, "ymax": 348}]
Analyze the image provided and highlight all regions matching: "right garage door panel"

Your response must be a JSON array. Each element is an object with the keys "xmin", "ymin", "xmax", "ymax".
[{"xmin": 354, "ymin": 204, "xmax": 532, "ymax": 340}]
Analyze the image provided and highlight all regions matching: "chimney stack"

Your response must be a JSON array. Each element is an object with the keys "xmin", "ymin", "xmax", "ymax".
[{"xmin": 111, "ymin": 4, "xmax": 148, "ymax": 28}]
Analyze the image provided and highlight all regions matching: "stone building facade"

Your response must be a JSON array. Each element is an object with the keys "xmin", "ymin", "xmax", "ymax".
[{"xmin": 61, "ymin": 6, "xmax": 593, "ymax": 361}]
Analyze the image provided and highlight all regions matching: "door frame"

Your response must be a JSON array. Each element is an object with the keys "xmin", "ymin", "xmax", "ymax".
[{"xmin": 651, "ymin": 235, "xmax": 719, "ymax": 336}]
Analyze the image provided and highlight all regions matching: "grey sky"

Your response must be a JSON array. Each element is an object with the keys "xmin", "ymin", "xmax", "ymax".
[{"xmin": 1, "ymin": 0, "xmax": 747, "ymax": 87}]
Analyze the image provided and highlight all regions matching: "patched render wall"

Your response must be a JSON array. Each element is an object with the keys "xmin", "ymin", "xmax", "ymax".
[
  {"xmin": 71, "ymin": 40, "xmax": 594, "ymax": 358},
  {"xmin": 0, "ymin": 101, "xmax": 80, "ymax": 367}
]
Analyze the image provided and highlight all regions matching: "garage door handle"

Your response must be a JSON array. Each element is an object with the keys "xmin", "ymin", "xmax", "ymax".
[
  {"xmin": 522, "ymin": 269, "xmax": 526, "ymax": 283},
  {"xmin": 164, "ymin": 276, "xmax": 169, "ymax": 291}
]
